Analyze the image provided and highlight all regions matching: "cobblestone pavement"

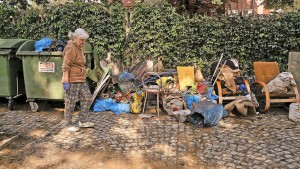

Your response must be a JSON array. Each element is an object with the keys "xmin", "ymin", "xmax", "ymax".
[{"xmin": 1, "ymin": 101, "xmax": 300, "ymax": 169}]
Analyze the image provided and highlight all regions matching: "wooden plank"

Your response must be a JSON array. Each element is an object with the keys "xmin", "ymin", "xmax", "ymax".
[
  {"xmin": 0, "ymin": 134, "xmax": 20, "ymax": 150},
  {"xmin": 176, "ymin": 66, "xmax": 195, "ymax": 91},
  {"xmin": 223, "ymin": 96, "xmax": 239, "ymax": 100},
  {"xmin": 91, "ymin": 74, "xmax": 110, "ymax": 104},
  {"xmin": 270, "ymin": 99, "xmax": 297, "ymax": 103}
]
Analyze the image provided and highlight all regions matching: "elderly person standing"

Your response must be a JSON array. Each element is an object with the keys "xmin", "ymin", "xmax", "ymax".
[{"xmin": 62, "ymin": 28, "xmax": 95, "ymax": 132}]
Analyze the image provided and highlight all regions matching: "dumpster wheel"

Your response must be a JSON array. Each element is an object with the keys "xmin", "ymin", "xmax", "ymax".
[
  {"xmin": 8, "ymin": 100, "xmax": 13, "ymax": 110},
  {"xmin": 29, "ymin": 102, "xmax": 39, "ymax": 112}
]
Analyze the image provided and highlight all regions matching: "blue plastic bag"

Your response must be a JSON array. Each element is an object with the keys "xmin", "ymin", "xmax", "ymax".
[
  {"xmin": 34, "ymin": 38, "xmax": 53, "ymax": 52},
  {"xmin": 119, "ymin": 71, "xmax": 135, "ymax": 82},
  {"xmin": 93, "ymin": 99, "xmax": 130, "ymax": 115},
  {"xmin": 184, "ymin": 95, "xmax": 200, "ymax": 109},
  {"xmin": 93, "ymin": 99, "xmax": 114, "ymax": 112},
  {"xmin": 110, "ymin": 103, "xmax": 130, "ymax": 115},
  {"xmin": 206, "ymin": 87, "xmax": 219, "ymax": 101},
  {"xmin": 238, "ymin": 84, "xmax": 248, "ymax": 93}
]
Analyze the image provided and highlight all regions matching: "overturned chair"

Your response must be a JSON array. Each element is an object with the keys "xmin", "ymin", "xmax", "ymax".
[{"xmin": 253, "ymin": 62, "xmax": 300, "ymax": 112}]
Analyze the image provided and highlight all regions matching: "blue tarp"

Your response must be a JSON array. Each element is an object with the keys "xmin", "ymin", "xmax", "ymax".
[
  {"xmin": 190, "ymin": 100, "xmax": 228, "ymax": 127},
  {"xmin": 93, "ymin": 99, "xmax": 130, "ymax": 115}
]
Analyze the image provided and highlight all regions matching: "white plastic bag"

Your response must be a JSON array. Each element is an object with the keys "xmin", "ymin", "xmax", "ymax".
[
  {"xmin": 267, "ymin": 72, "xmax": 296, "ymax": 93},
  {"xmin": 289, "ymin": 103, "xmax": 300, "ymax": 122}
]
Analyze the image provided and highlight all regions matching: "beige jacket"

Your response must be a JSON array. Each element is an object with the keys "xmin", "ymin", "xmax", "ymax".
[{"xmin": 62, "ymin": 41, "xmax": 86, "ymax": 83}]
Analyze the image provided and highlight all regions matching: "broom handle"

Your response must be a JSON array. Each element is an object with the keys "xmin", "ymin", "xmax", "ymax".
[
  {"xmin": 212, "ymin": 60, "xmax": 227, "ymax": 87},
  {"xmin": 211, "ymin": 53, "xmax": 224, "ymax": 81}
]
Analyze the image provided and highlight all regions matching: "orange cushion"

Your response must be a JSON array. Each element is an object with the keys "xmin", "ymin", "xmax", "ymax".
[{"xmin": 254, "ymin": 62, "xmax": 280, "ymax": 83}]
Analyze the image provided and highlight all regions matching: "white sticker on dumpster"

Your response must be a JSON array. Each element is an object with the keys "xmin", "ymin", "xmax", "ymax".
[{"xmin": 38, "ymin": 62, "xmax": 55, "ymax": 73}]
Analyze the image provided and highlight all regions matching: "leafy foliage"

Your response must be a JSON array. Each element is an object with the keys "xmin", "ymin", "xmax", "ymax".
[
  {"xmin": 168, "ymin": 0, "xmax": 225, "ymax": 16},
  {"xmin": 262, "ymin": 0, "xmax": 295, "ymax": 9},
  {"xmin": 0, "ymin": 4, "xmax": 18, "ymax": 38},
  {"xmin": 1, "ymin": 1, "xmax": 300, "ymax": 78},
  {"xmin": 126, "ymin": 3, "xmax": 300, "ymax": 76},
  {"xmin": 0, "ymin": 2, "xmax": 126, "ymax": 61},
  {"xmin": 125, "ymin": 1, "xmax": 185, "ymax": 67}
]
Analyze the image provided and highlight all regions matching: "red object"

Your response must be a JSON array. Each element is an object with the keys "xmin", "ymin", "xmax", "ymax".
[
  {"xmin": 115, "ymin": 91, "xmax": 131, "ymax": 103},
  {"xmin": 122, "ymin": 0, "xmax": 135, "ymax": 7},
  {"xmin": 173, "ymin": 107, "xmax": 179, "ymax": 111},
  {"xmin": 115, "ymin": 91, "xmax": 123, "ymax": 102},
  {"xmin": 197, "ymin": 82, "xmax": 208, "ymax": 95}
]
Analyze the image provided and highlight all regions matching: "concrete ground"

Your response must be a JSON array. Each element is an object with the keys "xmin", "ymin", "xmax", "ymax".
[{"xmin": 0, "ymin": 99, "xmax": 300, "ymax": 169}]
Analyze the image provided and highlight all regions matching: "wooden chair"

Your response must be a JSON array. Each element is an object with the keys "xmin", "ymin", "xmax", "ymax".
[
  {"xmin": 253, "ymin": 62, "xmax": 300, "ymax": 112},
  {"xmin": 214, "ymin": 67, "xmax": 251, "ymax": 104},
  {"xmin": 216, "ymin": 79, "xmax": 251, "ymax": 104}
]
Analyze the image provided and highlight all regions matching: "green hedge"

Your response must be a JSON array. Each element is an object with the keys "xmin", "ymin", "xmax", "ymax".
[
  {"xmin": 0, "ymin": 2, "xmax": 125, "ymax": 61},
  {"xmin": 1, "ymin": 1, "xmax": 300, "ymax": 78},
  {"xmin": 127, "ymin": 2, "xmax": 300, "ymax": 76}
]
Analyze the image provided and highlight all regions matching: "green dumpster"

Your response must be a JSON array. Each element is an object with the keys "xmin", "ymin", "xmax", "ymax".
[
  {"xmin": 16, "ymin": 40, "xmax": 93, "ymax": 112},
  {"xmin": 0, "ymin": 39, "xmax": 27, "ymax": 110}
]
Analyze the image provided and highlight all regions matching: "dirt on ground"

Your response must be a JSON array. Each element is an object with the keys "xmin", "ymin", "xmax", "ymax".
[{"xmin": 0, "ymin": 98, "xmax": 203, "ymax": 169}]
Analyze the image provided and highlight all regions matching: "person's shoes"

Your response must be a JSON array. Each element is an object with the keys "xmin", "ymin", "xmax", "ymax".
[
  {"xmin": 78, "ymin": 121, "xmax": 95, "ymax": 128},
  {"xmin": 67, "ymin": 126, "xmax": 80, "ymax": 132}
]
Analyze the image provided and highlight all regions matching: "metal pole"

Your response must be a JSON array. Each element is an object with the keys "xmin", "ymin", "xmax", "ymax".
[
  {"xmin": 251, "ymin": 0, "xmax": 255, "ymax": 15},
  {"xmin": 210, "ymin": 53, "xmax": 224, "ymax": 82},
  {"xmin": 237, "ymin": 0, "xmax": 239, "ymax": 14},
  {"xmin": 212, "ymin": 60, "xmax": 227, "ymax": 87}
]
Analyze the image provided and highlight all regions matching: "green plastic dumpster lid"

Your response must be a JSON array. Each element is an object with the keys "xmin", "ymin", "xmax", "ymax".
[
  {"xmin": 0, "ymin": 39, "xmax": 28, "ymax": 49},
  {"xmin": 83, "ymin": 42, "xmax": 92, "ymax": 52},
  {"xmin": 17, "ymin": 40, "xmax": 93, "ymax": 56}
]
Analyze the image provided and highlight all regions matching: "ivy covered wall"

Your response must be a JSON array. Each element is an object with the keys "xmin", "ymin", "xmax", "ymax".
[
  {"xmin": 127, "ymin": 2, "xmax": 300, "ymax": 76},
  {"xmin": 1, "ymin": 1, "xmax": 300, "ymax": 77},
  {"xmin": 0, "ymin": 2, "xmax": 126, "ymax": 61}
]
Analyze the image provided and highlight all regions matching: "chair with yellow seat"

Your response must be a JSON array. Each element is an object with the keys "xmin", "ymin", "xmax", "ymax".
[{"xmin": 253, "ymin": 62, "xmax": 299, "ymax": 112}]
